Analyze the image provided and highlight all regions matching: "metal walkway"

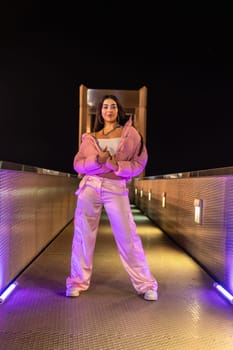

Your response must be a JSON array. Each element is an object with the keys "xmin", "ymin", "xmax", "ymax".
[{"xmin": 1, "ymin": 205, "xmax": 233, "ymax": 350}]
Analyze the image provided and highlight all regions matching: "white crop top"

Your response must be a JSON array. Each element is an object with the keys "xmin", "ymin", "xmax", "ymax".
[{"xmin": 97, "ymin": 138, "xmax": 120, "ymax": 155}]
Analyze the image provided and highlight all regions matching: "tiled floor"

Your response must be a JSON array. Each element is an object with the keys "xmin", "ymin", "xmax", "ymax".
[{"xmin": 0, "ymin": 205, "xmax": 233, "ymax": 350}]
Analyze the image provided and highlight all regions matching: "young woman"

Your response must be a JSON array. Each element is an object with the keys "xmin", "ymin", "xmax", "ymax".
[{"xmin": 66, "ymin": 95, "xmax": 158, "ymax": 300}]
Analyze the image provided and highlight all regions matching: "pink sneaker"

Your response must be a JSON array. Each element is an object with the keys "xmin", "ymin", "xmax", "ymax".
[
  {"xmin": 144, "ymin": 289, "xmax": 158, "ymax": 301},
  {"xmin": 66, "ymin": 287, "xmax": 80, "ymax": 297}
]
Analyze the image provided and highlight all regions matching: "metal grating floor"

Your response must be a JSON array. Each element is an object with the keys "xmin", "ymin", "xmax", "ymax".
[{"xmin": 0, "ymin": 205, "xmax": 233, "ymax": 350}]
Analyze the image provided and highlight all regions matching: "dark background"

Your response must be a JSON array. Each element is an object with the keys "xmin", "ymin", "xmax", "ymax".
[{"xmin": 1, "ymin": 3, "xmax": 233, "ymax": 176}]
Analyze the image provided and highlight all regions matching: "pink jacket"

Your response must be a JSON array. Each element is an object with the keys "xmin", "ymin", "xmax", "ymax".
[{"xmin": 73, "ymin": 119, "xmax": 148, "ymax": 181}]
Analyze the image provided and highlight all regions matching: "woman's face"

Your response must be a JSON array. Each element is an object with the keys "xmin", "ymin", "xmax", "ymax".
[{"xmin": 101, "ymin": 98, "xmax": 118, "ymax": 123}]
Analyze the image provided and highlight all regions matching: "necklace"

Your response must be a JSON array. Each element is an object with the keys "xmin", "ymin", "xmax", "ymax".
[{"xmin": 102, "ymin": 124, "xmax": 120, "ymax": 136}]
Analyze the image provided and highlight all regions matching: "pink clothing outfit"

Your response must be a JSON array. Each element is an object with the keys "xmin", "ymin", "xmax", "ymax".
[
  {"xmin": 73, "ymin": 119, "xmax": 148, "ymax": 180},
  {"xmin": 66, "ymin": 119, "xmax": 158, "ymax": 294}
]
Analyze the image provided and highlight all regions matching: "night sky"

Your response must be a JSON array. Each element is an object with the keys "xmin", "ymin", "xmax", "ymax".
[{"xmin": 1, "ymin": 4, "xmax": 233, "ymax": 176}]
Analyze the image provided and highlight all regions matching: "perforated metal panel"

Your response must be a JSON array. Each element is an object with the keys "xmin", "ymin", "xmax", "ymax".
[
  {"xmin": 134, "ymin": 176, "xmax": 233, "ymax": 295},
  {"xmin": 0, "ymin": 168, "xmax": 77, "ymax": 294}
]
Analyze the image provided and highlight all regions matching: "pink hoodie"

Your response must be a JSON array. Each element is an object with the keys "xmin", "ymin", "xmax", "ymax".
[{"xmin": 73, "ymin": 119, "xmax": 148, "ymax": 181}]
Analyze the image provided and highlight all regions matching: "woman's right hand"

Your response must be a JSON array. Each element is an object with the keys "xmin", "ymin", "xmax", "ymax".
[{"xmin": 97, "ymin": 146, "xmax": 110, "ymax": 164}]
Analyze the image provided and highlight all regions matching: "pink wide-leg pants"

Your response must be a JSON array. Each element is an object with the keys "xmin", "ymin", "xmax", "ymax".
[{"xmin": 66, "ymin": 175, "xmax": 158, "ymax": 294}]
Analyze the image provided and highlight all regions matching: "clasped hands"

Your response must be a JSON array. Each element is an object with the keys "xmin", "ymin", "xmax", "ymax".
[{"xmin": 97, "ymin": 146, "xmax": 118, "ymax": 171}]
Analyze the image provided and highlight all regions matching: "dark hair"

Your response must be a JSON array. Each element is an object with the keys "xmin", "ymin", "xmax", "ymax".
[
  {"xmin": 93, "ymin": 95, "xmax": 129, "ymax": 132},
  {"xmin": 137, "ymin": 132, "xmax": 144, "ymax": 157}
]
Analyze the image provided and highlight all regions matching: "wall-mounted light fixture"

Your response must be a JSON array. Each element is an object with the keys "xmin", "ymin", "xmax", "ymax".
[
  {"xmin": 148, "ymin": 189, "xmax": 152, "ymax": 201},
  {"xmin": 0, "ymin": 282, "xmax": 18, "ymax": 304},
  {"xmin": 140, "ymin": 188, "xmax": 143, "ymax": 198},
  {"xmin": 134, "ymin": 187, "xmax": 138, "ymax": 196},
  {"xmin": 162, "ymin": 192, "xmax": 166, "ymax": 208},
  {"xmin": 194, "ymin": 199, "xmax": 203, "ymax": 224},
  {"xmin": 213, "ymin": 282, "xmax": 233, "ymax": 304}
]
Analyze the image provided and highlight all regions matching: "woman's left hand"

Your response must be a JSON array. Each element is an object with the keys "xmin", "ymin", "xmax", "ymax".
[{"xmin": 106, "ymin": 154, "xmax": 119, "ymax": 171}]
